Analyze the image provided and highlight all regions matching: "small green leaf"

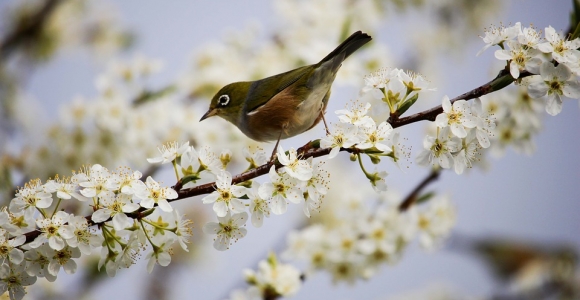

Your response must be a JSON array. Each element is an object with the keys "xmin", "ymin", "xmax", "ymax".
[
  {"xmin": 396, "ymin": 93, "xmax": 419, "ymax": 116},
  {"xmin": 571, "ymin": 22, "xmax": 580, "ymax": 40},
  {"xmin": 416, "ymin": 191, "xmax": 436, "ymax": 205},
  {"xmin": 311, "ymin": 139, "xmax": 321, "ymax": 148},
  {"xmin": 571, "ymin": 0, "xmax": 580, "ymax": 39},
  {"xmin": 490, "ymin": 73, "xmax": 515, "ymax": 91},
  {"xmin": 180, "ymin": 174, "xmax": 201, "ymax": 186},
  {"xmin": 133, "ymin": 85, "xmax": 176, "ymax": 106},
  {"xmin": 368, "ymin": 154, "xmax": 381, "ymax": 164}
]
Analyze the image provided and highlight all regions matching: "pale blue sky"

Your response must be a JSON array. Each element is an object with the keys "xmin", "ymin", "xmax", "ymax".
[{"xmin": 8, "ymin": 0, "xmax": 579, "ymax": 299}]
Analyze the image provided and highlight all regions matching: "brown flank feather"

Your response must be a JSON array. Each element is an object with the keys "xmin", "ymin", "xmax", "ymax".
[{"xmin": 247, "ymin": 85, "xmax": 309, "ymax": 141}]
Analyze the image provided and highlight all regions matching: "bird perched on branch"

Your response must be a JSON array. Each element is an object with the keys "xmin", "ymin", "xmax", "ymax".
[{"xmin": 200, "ymin": 31, "xmax": 372, "ymax": 151}]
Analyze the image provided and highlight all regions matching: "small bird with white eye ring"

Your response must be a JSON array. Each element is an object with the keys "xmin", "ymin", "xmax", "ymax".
[{"xmin": 200, "ymin": 31, "xmax": 372, "ymax": 156}]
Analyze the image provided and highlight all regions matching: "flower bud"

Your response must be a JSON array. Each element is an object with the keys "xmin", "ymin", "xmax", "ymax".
[{"xmin": 220, "ymin": 150, "xmax": 232, "ymax": 168}]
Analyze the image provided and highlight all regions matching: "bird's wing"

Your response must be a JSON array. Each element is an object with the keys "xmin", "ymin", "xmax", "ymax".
[{"xmin": 245, "ymin": 65, "xmax": 312, "ymax": 113}]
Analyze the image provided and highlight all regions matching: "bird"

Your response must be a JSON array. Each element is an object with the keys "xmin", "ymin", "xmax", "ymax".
[{"xmin": 200, "ymin": 31, "xmax": 372, "ymax": 150}]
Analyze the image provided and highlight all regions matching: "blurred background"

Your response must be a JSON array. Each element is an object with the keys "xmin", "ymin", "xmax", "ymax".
[{"xmin": 0, "ymin": 0, "xmax": 578, "ymax": 299}]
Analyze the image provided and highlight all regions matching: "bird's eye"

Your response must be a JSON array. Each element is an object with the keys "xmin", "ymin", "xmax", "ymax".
[{"xmin": 218, "ymin": 95, "xmax": 230, "ymax": 106}]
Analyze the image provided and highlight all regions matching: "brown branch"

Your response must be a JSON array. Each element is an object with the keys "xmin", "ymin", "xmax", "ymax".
[
  {"xmin": 398, "ymin": 169, "xmax": 441, "ymax": 212},
  {"xmin": 0, "ymin": 0, "xmax": 63, "ymax": 59},
  {"xmin": 16, "ymin": 64, "xmax": 523, "ymax": 245},
  {"xmin": 172, "ymin": 146, "xmax": 335, "ymax": 201},
  {"xmin": 388, "ymin": 68, "xmax": 531, "ymax": 129}
]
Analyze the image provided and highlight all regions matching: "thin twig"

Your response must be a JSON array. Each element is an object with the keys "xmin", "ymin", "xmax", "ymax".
[
  {"xmin": 0, "ymin": 0, "xmax": 62, "ymax": 59},
  {"xmin": 388, "ymin": 68, "xmax": 530, "ymax": 128},
  {"xmin": 398, "ymin": 169, "xmax": 440, "ymax": 212},
  {"xmin": 16, "ymin": 65, "xmax": 522, "ymax": 245}
]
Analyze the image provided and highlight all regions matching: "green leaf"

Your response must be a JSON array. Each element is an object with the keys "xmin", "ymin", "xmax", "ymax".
[
  {"xmin": 396, "ymin": 93, "xmax": 419, "ymax": 116},
  {"xmin": 571, "ymin": 0, "xmax": 580, "ymax": 39},
  {"xmin": 133, "ymin": 85, "xmax": 176, "ymax": 106},
  {"xmin": 368, "ymin": 154, "xmax": 381, "ymax": 164},
  {"xmin": 180, "ymin": 174, "xmax": 201, "ymax": 187},
  {"xmin": 415, "ymin": 191, "xmax": 436, "ymax": 205},
  {"xmin": 490, "ymin": 73, "xmax": 515, "ymax": 91}
]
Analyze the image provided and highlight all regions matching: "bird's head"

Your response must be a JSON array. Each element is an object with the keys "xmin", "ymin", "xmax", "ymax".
[{"xmin": 200, "ymin": 82, "xmax": 251, "ymax": 125}]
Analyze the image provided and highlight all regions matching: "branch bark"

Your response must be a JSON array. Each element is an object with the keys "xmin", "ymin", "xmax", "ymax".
[
  {"xmin": 398, "ymin": 169, "xmax": 440, "ymax": 212},
  {"xmin": 17, "ymin": 64, "xmax": 526, "ymax": 245},
  {"xmin": 0, "ymin": 0, "xmax": 62, "ymax": 59}
]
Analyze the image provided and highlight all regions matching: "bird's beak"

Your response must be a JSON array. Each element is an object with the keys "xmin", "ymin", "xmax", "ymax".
[{"xmin": 199, "ymin": 108, "xmax": 217, "ymax": 121}]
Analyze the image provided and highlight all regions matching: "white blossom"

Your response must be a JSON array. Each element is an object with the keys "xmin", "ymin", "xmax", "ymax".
[
  {"xmin": 106, "ymin": 168, "xmax": 146, "ymax": 195},
  {"xmin": 319, "ymin": 123, "xmax": 359, "ymax": 159},
  {"xmin": 335, "ymin": 102, "xmax": 373, "ymax": 127},
  {"xmin": 494, "ymin": 40, "xmax": 542, "ymax": 78},
  {"xmin": 147, "ymin": 141, "xmax": 190, "ymax": 164},
  {"xmin": 528, "ymin": 62, "xmax": 580, "ymax": 116},
  {"xmin": 356, "ymin": 119, "xmax": 393, "ymax": 152},
  {"xmin": 135, "ymin": 176, "xmax": 177, "ymax": 212},
  {"xmin": 24, "ymin": 245, "xmax": 56, "ymax": 282},
  {"xmin": 435, "ymin": 96, "xmax": 478, "ymax": 138},
  {"xmin": 416, "ymin": 128, "xmax": 462, "ymax": 169},
  {"xmin": 146, "ymin": 235, "xmax": 175, "ymax": 273},
  {"xmin": 92, "ymin": 193, "xmax": 139, "ymax": 231},
  {"xmin": 0, "ymin": 229, "xmax": 25, "ymax": 265},
  {"xmin": 244, "ymin": 257, "xmax": 302, "ymax": 297},
  {"xmin": 259, "ymin": 167, "xmax": 304, "ymax": 215},
  {"xmin": 10, "ymin": 179, "xmax": 53, "ymax": 213},
  {"xmin": 47, "ymin": 246, "xmax": 81, "ymax": 276},
  {"xmin": 276, "ymin": 146, "xmax": 313, "ymax": 181},
  {"xmin": 302, "ymin": 160, "xmax": 328, "ymax": 218},
  {"xmin": 60, "ymin": 216, "xmax": 102, "ymax": 255},
  {"xmin": 243, "ymin": 146, "xmax": 268, "ymax": 169},
  {"xmin": 0, "ymin": 264, "xmax": 37, "ymax": 300},
  {"xmin": 202, "ymin": 171, "xmax": 246, "ymax": 217},
  {"xmin": 414, "ymin": 195, "xmax": 456, "ymax": 250},
  {"xmin": 247, "ymin": 181, "xmax": 271, "ymax": 227},
  {"xmin": 78, "ymin": 164, "xmax": 114, "ymax": 200},
  {"xmin": 203, "ymin": 212, "xmax": 248, "ymax": 251},
  {"xmin": 537, "ymin": 26, "xmax": 580, "ymax": 63},
  {"xmin": 477, "ymin": 22, "xmax": 521, "ymax": 56},
  {"xmin": 29, "ymin": 211, "xmax": 71, "ymax": 251}
]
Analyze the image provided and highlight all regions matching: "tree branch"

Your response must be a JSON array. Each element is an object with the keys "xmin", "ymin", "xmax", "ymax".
[
  {"xmin": 398, "ymin": 169, "xmax": 440, "ymax": 212},
  {"xmin": 388, "ymin": 68, "xmax": 530, "ymax": 128},
  {"xmin": 0, "ymin": 0, "xmax": 62, "ymax": 59},
  {"xmin": 16, "ymin": 64, "xmax": 526, "ymax": 245}
]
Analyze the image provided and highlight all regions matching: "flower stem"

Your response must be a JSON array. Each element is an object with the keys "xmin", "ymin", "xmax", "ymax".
[
  {"xmin": 139, "ymin": 219, "xmax": 157, "ymax": 249},
  {"xmin": 50, "ymin": 198, "xmax": 62, "ymax": 218},
  {"xmin": 356, "ymin": 153, "xmax": 371, "ymax": 178},
  {"xmin": 172, "ymin": 160, "xmax": 180, "ymax": 181},
  {"xmin": 382, "ymin": 89, "xmax": 395, "ymax": 114}
]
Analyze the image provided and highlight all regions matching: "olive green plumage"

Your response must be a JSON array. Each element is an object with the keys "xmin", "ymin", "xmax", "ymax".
[{"xmin": 200, "ymin": 31, "xmax": 372, "ymax": 142}]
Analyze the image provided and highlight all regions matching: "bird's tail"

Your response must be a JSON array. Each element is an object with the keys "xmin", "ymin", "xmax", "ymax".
[{"xmin": 319, "ymin": 31, "xmax": 372, "ymax": 66}]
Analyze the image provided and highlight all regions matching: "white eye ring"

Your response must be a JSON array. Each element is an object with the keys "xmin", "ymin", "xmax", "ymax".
[{"xmin": 218, "ymin": 95, "xmax": 230, "ymax": 106}]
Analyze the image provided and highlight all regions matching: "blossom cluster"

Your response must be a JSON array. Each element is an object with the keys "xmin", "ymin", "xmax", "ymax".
[
  {"xmin": 417, "ymin": 96, "xmax": 494, "ymax": 174},
  {"xmin": 0, "ymin": 164, "xmax": 192, "ymax": 299},
  {"xmin": 3, "ymin": 0, "xmax": 130, "ymax": 63},
  {"xmin": 230, "ymin": 253, "xmax": 302, "ymax": 299},
  {"xmin": 480, "ymin": 23, "xmax": 580, "ymax": 116},
  {"xmin": 4, "ymin": 52, "xmax": 261, "ymax": 202},
  {"xmin": 282, "ymin": 193, "xmax": 456, "ymax": 284},
  {"xmin": 146, "ymin": 141, "xmax": 329, "ymax": 251},
  {"xmin": 320, "ymin": 101, "xmax": 411, "ymax": 191},
  {"xmin": 413, "ymin": 23, "xmax": 580, "ymax": 174},
  {"xmin": 361, "ymin": 67, "xmax": 436, "ymax": 116},
  {"xmin": 318, "ymin": 68, "xmax": 428, "ymax": 189},
  {"xmin": 484, "ymin": 85, "xmax": 544, "ymax": 156},
  {"xmin": 201, "ymin": 148, "xmax": 329, "ymax": 251}
]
